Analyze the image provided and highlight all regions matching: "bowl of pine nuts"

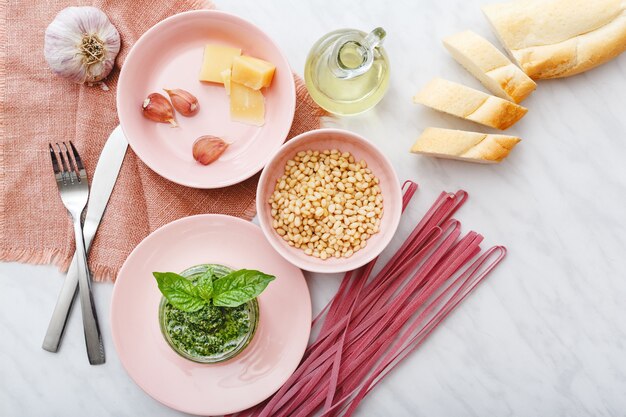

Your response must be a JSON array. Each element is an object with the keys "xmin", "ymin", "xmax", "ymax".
[{"xmin": 257, "ymin": 128, "xmax": 402, "ymax": 273}]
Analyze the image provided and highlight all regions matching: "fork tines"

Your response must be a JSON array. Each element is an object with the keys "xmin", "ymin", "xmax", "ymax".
[{"xmin": 49, "ymin": 141, "xmax": 86, "ymax": 184}]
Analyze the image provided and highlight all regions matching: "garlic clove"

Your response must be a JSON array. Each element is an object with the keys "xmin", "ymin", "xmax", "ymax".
[
  {"xmin": 142, "ymin": 93, "xmax": 178, "ymax": 127},
  {"xmin": 164, "ymin": 88, "xmax": 199, "ymax": 117},
  {"xmin": 193, "ymin": 136, "xmax": 229, "ymax": 165}
]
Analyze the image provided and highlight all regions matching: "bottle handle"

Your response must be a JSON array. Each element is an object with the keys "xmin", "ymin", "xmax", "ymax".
[
  {"xmin": 362, "ymin": 27, "xmax": 386, "ymax": 51},
  {"xmin": 329, "ymin": 27, "xmax": 386, "ymax": 80}
]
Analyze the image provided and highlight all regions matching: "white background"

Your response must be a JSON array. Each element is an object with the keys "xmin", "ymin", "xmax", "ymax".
[{"xmin": 2, "ymin": 0, "xmax": 626, "ymax": 416}]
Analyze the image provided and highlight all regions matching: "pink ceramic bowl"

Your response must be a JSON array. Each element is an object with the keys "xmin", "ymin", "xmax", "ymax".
[
  {"xmin": 256, "ymin": 129, "xmax": 402, "ymax": 274},
  {"xmin": 117, "ymin": 10, "xmax": 295, "ymax": 189}
]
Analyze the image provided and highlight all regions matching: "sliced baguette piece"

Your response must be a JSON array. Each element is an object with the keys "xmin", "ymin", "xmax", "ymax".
[
  {"xmin": 482, "ymin": 0, "xmax": 626, "ymax": 79},
  {"xmin": 410, "ymin": 127, "xmax": 521, "ymax": 164},
  {"xmin": 413, "ymin": 78, "xmax": 527, "ymax": 130},
  {"xmin": 443, "ymin": 30, "xmax": 536, "ymax": 103}
]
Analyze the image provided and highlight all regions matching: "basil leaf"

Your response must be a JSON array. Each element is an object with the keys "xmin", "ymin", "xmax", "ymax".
[
  {"xmin": 212, "ymin": 269, "xmax": 275, "ymax": 307},
  {"xmin": 195, "ymin": 269, "xmax": 214, "ymax": 303},
  {"xmin": 153, "ymin": 272, "xmax": 206, "ymax": 312}
]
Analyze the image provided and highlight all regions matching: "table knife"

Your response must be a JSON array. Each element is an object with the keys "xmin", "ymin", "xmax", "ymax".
[{"xmin": 42, "ymin": 126, "xmax": 128, "ymax": 355}]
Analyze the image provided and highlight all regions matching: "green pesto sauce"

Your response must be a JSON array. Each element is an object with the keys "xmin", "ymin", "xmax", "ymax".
[{"xmin": 163, "ymin": 301, "xmax": 251, "ymax": 358}]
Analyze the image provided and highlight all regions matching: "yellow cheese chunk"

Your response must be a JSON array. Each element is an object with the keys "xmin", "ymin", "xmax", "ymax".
[
  {"xmin": 199, "ymin": 44, "xmax": 241, "ymax": 83},
  {"xmin": 231, "ymin": 55, "xmax": 276, "ymax": 90},
  {"xmin": 230, "ymin": 80, "xmax": 265, "ymax": 126},
  {"xmin": 221, "ymin": 69, "xmax": 231, "ymax": 95}
]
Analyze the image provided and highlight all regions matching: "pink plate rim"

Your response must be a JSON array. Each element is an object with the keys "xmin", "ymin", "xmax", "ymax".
[{"xmin": 116, "ymin": 10, "xmax": 296, "ymax": 189}]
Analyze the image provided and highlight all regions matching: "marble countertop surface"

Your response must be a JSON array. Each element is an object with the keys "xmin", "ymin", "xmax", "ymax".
[{"xmin": 2, "ymin": 0, "xmax": 626, "ymax": 416}]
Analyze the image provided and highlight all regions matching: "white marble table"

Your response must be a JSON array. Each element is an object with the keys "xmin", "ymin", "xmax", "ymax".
[{"xmin": 3, "ymin": 0, "xmax": 626, "ymax": 416}]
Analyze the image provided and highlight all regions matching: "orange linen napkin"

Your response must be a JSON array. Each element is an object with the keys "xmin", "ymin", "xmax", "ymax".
[{"xmin": 0, "ymin": 0, "xmax": 325, "ymax": 281}]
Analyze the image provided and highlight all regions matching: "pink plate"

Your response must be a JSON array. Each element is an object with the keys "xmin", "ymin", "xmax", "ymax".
[
  {"xmin": 110, "ymin": 215, "xmax": 311, "ymax": 415},
  {"xmin": 117, "ymin": 11, "xmax": 296, "ymax": 189}
]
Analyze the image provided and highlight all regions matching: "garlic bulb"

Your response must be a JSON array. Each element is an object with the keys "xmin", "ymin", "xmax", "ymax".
[{"xmin": 44, "ymin": 6, "xmax": 120, "ymax": 87}]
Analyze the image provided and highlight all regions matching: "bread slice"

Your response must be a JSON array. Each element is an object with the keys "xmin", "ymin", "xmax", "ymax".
[
  {"xmin": 482, "ymin": 0, "xmax": 626, "ymax": 79},
  {"xmin": 413, "ymin": 78, "xmax": 527, "ymax": 130},
  {"xmin": 443, "ymin": 31, "xmax": 536, "ymax": 103},
  {"xmin": 410, "ymin": 127, "xmax": 521, "ymax": 164}
]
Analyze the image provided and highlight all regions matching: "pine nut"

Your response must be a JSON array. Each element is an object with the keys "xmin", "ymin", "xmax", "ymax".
[{"xmin": 268, "ymin": 149, "xmax": 384, "ymax": 259}]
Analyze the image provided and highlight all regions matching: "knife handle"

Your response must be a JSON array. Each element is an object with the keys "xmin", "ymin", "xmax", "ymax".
[
  {"xmin": 42, "ymin": 212, "xmax": 101, "ymax": 352},
  {"xmin": 42, "ymin": 253, "xmax": 80, "ymax": 352},
  {"xmin": 42, "ymin": 214, "xmax": 103, "ymax": 352},
  {"xmin": 42, "ymin": 243, "xmax": 106, "ymax": 361}
]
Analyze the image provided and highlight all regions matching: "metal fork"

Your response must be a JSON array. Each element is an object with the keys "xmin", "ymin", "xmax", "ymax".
[{"xmin": 49, "ymin": 142, "xmax": 105, "ymax": 365}]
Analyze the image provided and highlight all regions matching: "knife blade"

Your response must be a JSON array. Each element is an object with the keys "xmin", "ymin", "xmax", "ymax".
[{"xmin": 42, "ymin": 126, "xmax": 128, "ymax": 353}]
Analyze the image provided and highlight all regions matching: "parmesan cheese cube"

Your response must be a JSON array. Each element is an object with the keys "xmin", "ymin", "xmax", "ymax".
[
  {"xmin": 199, "ymin": 44, "xmax": 241, "ymax": 83},
  {"xmin": 231, "ymin": 55, "xmax": 276, "ymax": 90},
  {"xmin": 230, "ymin": 80, "xmax": 265, "ymax": 126}
]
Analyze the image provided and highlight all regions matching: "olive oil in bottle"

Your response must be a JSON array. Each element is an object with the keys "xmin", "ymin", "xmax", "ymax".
[{"xmin": 304, "ymin": 27, "xmax": 389, "ymax": 116}]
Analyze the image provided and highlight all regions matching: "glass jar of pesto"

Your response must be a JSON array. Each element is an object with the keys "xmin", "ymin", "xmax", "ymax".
[{"xmin": 158, "ymin": 264, "xmax": 259, "ymax": 364}]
